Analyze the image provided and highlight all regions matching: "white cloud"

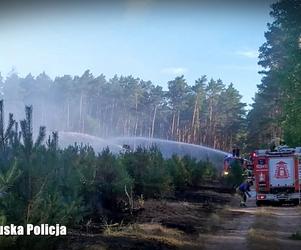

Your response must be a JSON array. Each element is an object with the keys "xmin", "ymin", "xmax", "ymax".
[
  {"xmin": 161, "ymin": 67, "xmax": 188, "ymax": 75},
  {"xmin": 236, "ymin": 50, "xmax": 258, "ymax": 59}
]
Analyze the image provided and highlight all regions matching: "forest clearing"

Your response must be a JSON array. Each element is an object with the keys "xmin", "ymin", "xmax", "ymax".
[{"xmin": 1, "ymin": 0, "xmax": 301, "ymax": 249}]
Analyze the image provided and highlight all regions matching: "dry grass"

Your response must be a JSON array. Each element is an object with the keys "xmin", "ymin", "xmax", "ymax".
[
  {"xmin": 254, "ymin": 207, "xmax": 273, "ymax": 216},
  {"xmin": 246, "ymin": 211, "xmax": 281, "ymax": 250},
  {"xmin": 247, "ymin": 227, "xmax": 281, "ymax": 250},
  {"xmin": 102, "ymin": 222, "xmax": 197, "ymax": 248},
  {"xmin": 136, "ymin": 223, "xmax": 183, "ymax": 238}
]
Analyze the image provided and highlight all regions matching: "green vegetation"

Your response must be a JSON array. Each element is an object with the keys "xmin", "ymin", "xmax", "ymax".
[
  {"xmin": 223, "ymin": 160, "xmax": 244, "ymax": 188},
  {"xmin": 5, "ymin": 0, "xmax": 300, "ymax": 156},
  {"xmin": 0, "ymin": 72, "xmax": 246, "ymax": 152},
  {"xmin": 0, "ymin": 101, "xmax": 217, "ymax": 248},
  {"xmin": 247, "ymin": 0, "xmax": 301, "ymax": 149},
  {"xmin": 7, "ymin": 1, "xmax": 301, "ymax": 154}
]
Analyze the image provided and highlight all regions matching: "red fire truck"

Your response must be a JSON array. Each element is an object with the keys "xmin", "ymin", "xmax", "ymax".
[
  {"xmin": 223, "ymin": 147, "xmax": 253, "ymax": 176},
  {"xmin": 223, "ymin": 154, "xmax": 253, "ymax": 178},
  {"xmin": 253, "ymin": 147, "xmax": 301, "ymax": 206}
]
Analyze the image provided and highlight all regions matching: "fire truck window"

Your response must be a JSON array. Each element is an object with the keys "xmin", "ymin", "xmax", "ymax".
[{"xmin": 258, "ymin": 159, "xmax": 266, "ymax": 165}]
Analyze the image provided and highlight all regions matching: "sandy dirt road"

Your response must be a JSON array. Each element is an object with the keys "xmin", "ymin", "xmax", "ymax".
[{"xmin": 201, "ymin": 194, "xmax": 301, "ymax": 250}]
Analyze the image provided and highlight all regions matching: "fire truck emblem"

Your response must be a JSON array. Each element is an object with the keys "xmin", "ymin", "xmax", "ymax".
[{"xmin": 274, "ymin": 161, "xmax": 289, "ymax": 179}]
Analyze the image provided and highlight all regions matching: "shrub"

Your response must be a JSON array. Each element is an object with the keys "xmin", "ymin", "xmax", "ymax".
[
  {"xmin": 167, "ymin": 155, "xmax": 190, "ymax": 191},
  {"xmin": 180, "ymin": 156, "xmax": 217, "ymax": 187},
  {"xmin": 223, "ymin": 159, "xmax": 244, "ymax": 187},
  {"xmin": 96, "ymin": 148, "xmax": 132, "ymax": 208},
  {"xmin": 121, "ymin": 146, "xmax": 171, "ymax": 198}
]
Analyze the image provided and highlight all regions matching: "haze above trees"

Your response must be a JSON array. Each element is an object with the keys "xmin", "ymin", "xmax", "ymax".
[{"xmin": 0, "ymin": 72, "xmax": 246, "ymax": 152}]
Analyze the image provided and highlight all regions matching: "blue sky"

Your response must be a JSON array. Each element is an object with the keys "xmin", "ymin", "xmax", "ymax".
[{"xmin": 0, "ymin": 0, "xmax": 275, "ymax": 106}]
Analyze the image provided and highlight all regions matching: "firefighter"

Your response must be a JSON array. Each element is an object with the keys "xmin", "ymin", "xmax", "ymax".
[{"xmin": 237, "ymin": 180, "xmax": 253, "ymax": 207}]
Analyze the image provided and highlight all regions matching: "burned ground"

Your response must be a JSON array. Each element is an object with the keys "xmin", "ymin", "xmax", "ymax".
[{"xmin": 63, "ymin": 187, "xmax": 301, "ymax": 250}]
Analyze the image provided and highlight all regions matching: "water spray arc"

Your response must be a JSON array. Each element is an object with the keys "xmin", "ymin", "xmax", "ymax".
[{"xmin": 58, "ymin": 132, "xmax": 228, "ymax": 170}]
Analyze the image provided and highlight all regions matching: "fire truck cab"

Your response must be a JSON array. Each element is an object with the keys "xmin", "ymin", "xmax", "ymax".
[{"xmin": 253, "ymin": 147, "xmax": 301, "ymax": 206}]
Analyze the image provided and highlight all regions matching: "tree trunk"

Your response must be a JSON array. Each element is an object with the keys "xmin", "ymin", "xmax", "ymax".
[
  {"xmin": 79, "ymin": 93, "xmax": 83, "ymax": 132},
  {"xmin": 67, "ymin": 101, "xmax": 70, "ymax": 130},
  {"xmin": 151, "ymin": 105, "xmax": 158, "ymax": 138},
  {"xmin": 171, "ymin": 112, "xmax": 175, "ymax": 138},
  {"xmin": 176, "ymin": 110, "xmax": 180, "ymax": 141},
  {"xmin": 191, "ymin": 95, "xmax": 198, "ymax": 143},
  {"xmin": 134, "ymin": 94, "xmax": 138, "ymax": 137}
]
